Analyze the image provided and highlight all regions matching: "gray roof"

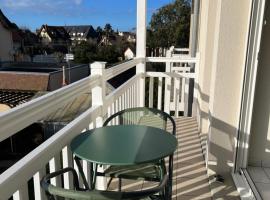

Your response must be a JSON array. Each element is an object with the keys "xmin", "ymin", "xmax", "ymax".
[
  {"xmin": 64, "ymin": 25, "xmax": 98, "ymax": 39},
  {"xmin": 0, "ymin": 9, "xmax": 18, "ymax": 30}
]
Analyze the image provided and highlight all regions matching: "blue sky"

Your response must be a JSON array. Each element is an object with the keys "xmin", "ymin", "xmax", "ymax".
[{"xmin": 0, "ymin": 0, "xmax": 173, "ymax": 31}]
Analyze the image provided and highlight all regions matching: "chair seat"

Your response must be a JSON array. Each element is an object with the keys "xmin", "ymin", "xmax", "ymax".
[{"xmin": 104, "ymin": 163, "xmax": 161, "ymax": 181}]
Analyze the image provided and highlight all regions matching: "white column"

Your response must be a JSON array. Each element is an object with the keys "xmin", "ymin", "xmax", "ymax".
[
  {"xmin": 90, "ymin": 61, "xmax": 107, "ymax": 190},
  {"xmin": 136, "ymin": 0, "xmax": 147, "ymax": 107}
]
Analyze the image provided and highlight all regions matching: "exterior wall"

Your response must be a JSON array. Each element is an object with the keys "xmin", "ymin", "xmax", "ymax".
[
  {"xmin": 197, "ymin": 0, "xmax": 217, "ymax": 158},
  {"xmin": 0, "ymin": 23, "xmax": 13, "ymax": 61},
  {"xmin": 40, "ymin": 28, "xmax": 52, "ymax": 45},
  {"xmin": 124, "ymin": 48, "xmax": 134, "ymax": 60},
  {"xmin": 197, "ymin": 0, "xmax": 252, "ymax": 176},
  {"xmin": 248, "ymin": 6, "xmax": 270, "ymax": 167}
]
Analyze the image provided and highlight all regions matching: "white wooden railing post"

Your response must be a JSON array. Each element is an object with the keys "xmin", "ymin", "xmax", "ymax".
[
  {"xmin": 164, "ymin": 49, "xmax": 172, "ymax": 113},
  {"xmin": 193, "ymin": 52, "xmax": 200, "ymax": 117},
  {"xmin": 90, "ymin": 61, "xmax": 106, "ymax": 190},
  {"xmin": 91, "ymin": 61, "xmax": 106, "ymax": 126},
  {"xmin": 136, "ymin": 0, "xmax": 147, "ymax": 107}
]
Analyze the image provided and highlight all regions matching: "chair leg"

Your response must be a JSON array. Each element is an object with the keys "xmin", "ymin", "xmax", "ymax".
[
  {"xmin": 74, "ymin": 156, "xmax": 90, "ymax": 190},
  {"xmin": 118, "ymin": 178, "xmax": 122, "ymax": 191},
  {"xmin": 107, "ymin": 177, "xmax": 113, "ymax": 189}
]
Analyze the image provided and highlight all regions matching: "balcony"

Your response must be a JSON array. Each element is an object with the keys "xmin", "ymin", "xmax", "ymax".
[{"xmin": 0, "ymin": 48, "xmax": 218, "ymax": 199}]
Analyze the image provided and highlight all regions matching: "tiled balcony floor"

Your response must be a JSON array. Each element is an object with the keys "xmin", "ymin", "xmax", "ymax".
[
  {"xmin": 108, "ymin": 117, "xmax": 213, "ymax": 199},
  {"xmin": 172, "ymin": 117, "xmax": 212, "ymax": 199}
]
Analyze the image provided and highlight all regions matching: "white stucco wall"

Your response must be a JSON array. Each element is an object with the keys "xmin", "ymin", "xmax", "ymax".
[
  {"xmin": 197, "ymin": 0, "xmax": 252, "ymax": 176},
  {"xmin": 208, "ymin": 0, "xmax": 252, "ymax": 175},
  {"xmin": 0, "ymin": 23, "xmax": 13, "ymax": 61}
]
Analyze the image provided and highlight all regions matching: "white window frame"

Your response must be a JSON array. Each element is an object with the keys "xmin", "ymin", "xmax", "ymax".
[{"xmin": 233, "ymin": 0, "xmax": 266, "ymax": 199}]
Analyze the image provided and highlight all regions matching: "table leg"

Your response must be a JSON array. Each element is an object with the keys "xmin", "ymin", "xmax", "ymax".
[
  {"xmin": 91, "ymin": 163, "xmax": 98, "ymax": 189},
  {"xmin": 74, "ymin": 156, "xmax": 90, "ymax": 190}
]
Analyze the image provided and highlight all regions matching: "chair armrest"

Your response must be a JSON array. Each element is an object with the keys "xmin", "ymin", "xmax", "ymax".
[
  {"xmin": 41, "ymin": 167, "xmax": 83, "ymax": 191},
  {"xmin": 41, "ymin": 167, "xmax": 169, "ymax": 200}
]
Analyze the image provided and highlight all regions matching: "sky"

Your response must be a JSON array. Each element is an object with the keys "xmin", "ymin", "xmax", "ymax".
[{"xmin": 0, "ymin": 0, "xmax": 174, "ymax": 31}]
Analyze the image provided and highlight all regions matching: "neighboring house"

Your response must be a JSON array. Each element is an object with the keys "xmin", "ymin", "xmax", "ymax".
[
  {"xmin": 12, "ymin": 29, "xmax": 40, "ymax": 61},
  {"xmin": 118, "ymin": 31, "xmax": 136, "ymax": 43},
  {"xmin": 0, "ymin": 9, "xmax": 17, "ymax": 62},
  {"xmin": 98, "ymin": 34, "xmax": 118, "ymax": 46},
  {"xmin": 124, "ymin": 47, "xmax": 135, "ymax": 60},
  {"xmin": 37, "ymin": 25, "xmax": 70, "ymax": 46},
  {"xmin": 12, "ymin": 30, "xmax": 23, "ymax": 55},
  {"xmin": 64, "ymin": 25, "xmax": 98, "ymax": 45}
]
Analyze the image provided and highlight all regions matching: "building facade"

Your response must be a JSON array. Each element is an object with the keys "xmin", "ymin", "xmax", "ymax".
[{"xmin": 0, "ymin": 10, "xmax": 15, "ymax": 62}]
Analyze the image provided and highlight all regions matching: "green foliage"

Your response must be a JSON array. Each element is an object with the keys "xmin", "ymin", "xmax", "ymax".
[
  {"xmin": 73, "ymin": 41, "xmax": 97, "ymax": 63},
  {"xmin": 73, "ymin": 41, "xmax": 121, "ymax": 64},
  {"xmin": 104, "ymin": 23, "xmax": 113, "ymax": 34},
  {"xmin": 95, "ymin": 45, "xmax": 121, "ymax": 64},
  {"xmin": 147, "ymin": 0, "xmax": 191, "ymax": 48}
]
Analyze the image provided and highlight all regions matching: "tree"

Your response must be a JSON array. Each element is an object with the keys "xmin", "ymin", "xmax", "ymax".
[
  {"xmin": 95, "ymin": 45, "xmax": 121, "ymax": 64},
  {"xmin": 73, "ymin": 41, "xmax": 97, "ymax": 63},
  {"xmin": 147, "ymin": 0, "xmax": 191, "ymax": 48},
  {"xmin": 104, "ymin": 23, "xmax": 113, "ymax": 35},
  {"xmin": 72, "ymin": 41, "xmax": 122, "ymax": 64}
]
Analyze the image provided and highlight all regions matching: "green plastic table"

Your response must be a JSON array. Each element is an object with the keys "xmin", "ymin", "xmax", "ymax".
[{"xmin": 70, "ymin": 125, "xmax": 177, "ymax": 189}]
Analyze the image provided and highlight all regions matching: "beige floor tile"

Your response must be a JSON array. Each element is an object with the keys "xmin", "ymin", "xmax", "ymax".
[
  {"xmin": 173, "ymin": 195, "xmax": 212, "ymax": 200},
  {"xmin": 174, "ymin": 162, "xmax": 208, "ymax": 179},
  {"xmin": 247, "ymin": 166, "xmax": 270, "ymax": 183},
  {"xmin": 176, "ymin": 177, "xmax": 212, "ymax": 197},
  {"xmin": 210, "ymin": 175, "xmax": 240, "ymax": 199},
  {"xmin": 254, "ymin": 182, "xmax": 270, "ymax": 200}
]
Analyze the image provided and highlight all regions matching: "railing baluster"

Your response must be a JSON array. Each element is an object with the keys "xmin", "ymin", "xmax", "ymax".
[
  {"xmin": 62, "ymin": 146, "xmax": 74, "ymax": 189},
  {"xmin": 115, "ymin": 99, "xmax": 119, "ymax": 124},
  {"xmin": 158, "ymin": 77, "xmax": 162, "ymax": 110},
  {"xmin": 175, "ymin": 77, "xmax": 180, "ymax": 117},
  {"xmin": 184, "ymin": 78, "xmax": 189, "ymax": 116},
  {"xmin": 34, "ymin": 168, "xmax": 46, "ymax": 200},
  {"xmin": 83, "ymin": 160, "xmax": 90, "ymax": 186},
  {"xmin": 111, "ymin": 102, "xmax": 115, "ymax": 125},
  {"xmin": 73, "ymin": 156, "xmax": 84, "ymax": 188},
  {"xmin": 49, "ymin": 154, "xmax": 62, "ymax": 187},
  {"xmin": 13, "ymin": 184, "xmax": 29, "ymax": 200},
  {"xmin": 127, "ymin": 88, "xmax": 130, "ymax": 109},
  {"xmin": 149, "ymin": 77, "xmax": 154, "ymax": 108},
  {"xmin": 164, "ymin": 77, "xmax": 171, "ymax": 114}
]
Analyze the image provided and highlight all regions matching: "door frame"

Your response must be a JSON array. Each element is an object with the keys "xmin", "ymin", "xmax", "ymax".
[
  {"xmin": 234, "ymin": 0, "xmax": 266, "ymax": 172},
  {"xmin": 233, "ymin": 0, "xmax": 266, "ymax": 199}
]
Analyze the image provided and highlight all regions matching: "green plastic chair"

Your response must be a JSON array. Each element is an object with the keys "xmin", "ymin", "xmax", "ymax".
[
  {"xmin": 100, "ymin": 107, "xmax": 176, "ymax": 199},
  {"xmin": 41, "ymin": 167, "xmax": 168, "ymax": 200}
]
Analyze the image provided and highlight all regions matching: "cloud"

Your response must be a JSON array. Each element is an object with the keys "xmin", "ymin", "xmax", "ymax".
[{"xmin": 0, "ymin": 0, "xmax": 83, "ymax": 10}]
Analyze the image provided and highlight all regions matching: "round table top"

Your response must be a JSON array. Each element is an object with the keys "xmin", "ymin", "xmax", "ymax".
[{"xmin": 70, "ymin": 125, "xmax": 177, "ymax": 166}]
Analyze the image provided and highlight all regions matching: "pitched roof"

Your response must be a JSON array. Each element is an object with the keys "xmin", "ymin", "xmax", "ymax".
[
  {"xmin": 39, "ymin": 25, "xmax": 70, "ymax": 41},
  {"xmin": 64, "ymin": 25, "xmax": 98, "ymax": 38},
  {"xmin": 0, "ymin": 9, "xmax": 18, "ymax": 30}
]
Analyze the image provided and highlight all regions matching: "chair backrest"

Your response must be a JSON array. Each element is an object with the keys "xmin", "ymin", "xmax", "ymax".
[
  {"xmin": 103, "ymin": 107, "xmax": 176, "ymax": 136},
  {"xmin": 41, "ymin": 167, "xmax": 168, "ymax": 200}
]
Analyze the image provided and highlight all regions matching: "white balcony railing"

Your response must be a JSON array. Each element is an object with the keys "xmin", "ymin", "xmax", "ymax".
[{"xmin": 0, "ymin": 52, "xmax": 199, "ymax": 200}]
